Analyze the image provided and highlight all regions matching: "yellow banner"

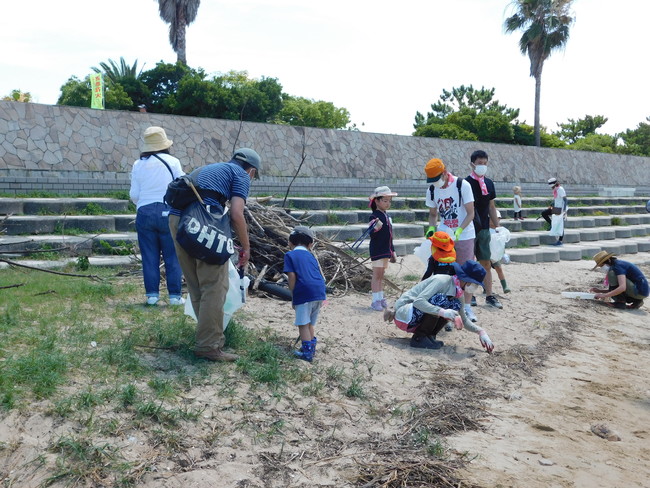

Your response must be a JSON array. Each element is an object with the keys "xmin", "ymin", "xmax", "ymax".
[{"xmin": 90, "ymin": 73, "xmax": 104, "ymax": 110}]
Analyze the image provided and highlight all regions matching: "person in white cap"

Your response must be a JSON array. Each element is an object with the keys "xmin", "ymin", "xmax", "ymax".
[
  {"xmin": 541, "ymin": 177, "xmax": 568, "ymax": 246},
  {"xmin": 368, "ymin": 186, "xmax": 398, "ymax": 311}
]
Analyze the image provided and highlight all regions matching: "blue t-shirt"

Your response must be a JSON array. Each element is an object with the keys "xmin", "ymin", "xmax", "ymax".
[
  {"xmin": 283, "ymin": 247, "xmax": 327, "ymax": 306},
  {"xmin": 197, "ymin": 160, "xmax": 251, "ymax": 203},
  {"xmin": 612, "ymin": 259, "xmax": 649, "ymax": 297}
]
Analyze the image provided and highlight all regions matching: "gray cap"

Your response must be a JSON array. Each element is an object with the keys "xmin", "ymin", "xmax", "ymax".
[
  {"xmin": 291, "ymin": 226, "xmax": 315, "ymax": 239},
  {"xmin": 233, "ymin": 148, "xmax": 261, "ymax": 177}
]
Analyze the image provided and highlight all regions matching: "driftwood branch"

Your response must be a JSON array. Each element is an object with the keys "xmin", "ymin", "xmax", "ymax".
[{"xmin": 0, "ymin": 258, "xmax": 103, "ymax": 281}]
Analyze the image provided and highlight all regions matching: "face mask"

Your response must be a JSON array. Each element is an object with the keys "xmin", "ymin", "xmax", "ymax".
[
  {"xmin": 465, "ymin": 283, "xmax": 480, "ymax": 295},
  {"xmin": 601, "ymin": 265, "xmax": 610, "ymax": 273},
  {"xmin": 473, "ymin": 165, "xmax": 488, "ymax": 176},
  {"xmin": 432, "ymin": 177, "xmax": 445, "ymax": 188}
]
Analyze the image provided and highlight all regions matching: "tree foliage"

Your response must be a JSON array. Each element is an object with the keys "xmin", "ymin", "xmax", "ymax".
[
  {"xmin": 555, "ymin": 115, "xmax": 608, "ymax": 144},
  {"xmin": 567, "ymin": 133, "xmax": 617, "ymax": 153},
  {"xmin": 92, "ymin": 58, "xmax": 150, "ymax": 109},
  {"xmin": 414, "ymin": 85, "xmax": 519, "ymax": 143},
  {"xmin": 504, "ymin": 0, "xmax": 575, "ymax": 146},
  {"xmin": 2, "ymin": 89, "xmax": 32, "ymax": 102},
  {"xmin": 157, "ymin": 0, "xmax": 201, "ymax": 65},
  {"xmin": 274, "ymin": 96, "xmax": 351, "ymax": 129},
  {"xmin": 57, "ymin": 76, "xmax": 133, "ymax": 110},
  {"xmin": 618, "ymin": 117, "xmax": 650, "ymax": 156}
]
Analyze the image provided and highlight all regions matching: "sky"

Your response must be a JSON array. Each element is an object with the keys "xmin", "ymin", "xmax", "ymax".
[{"xmin": 1, "ymin": 0, "xmax": 648, "ymax": 137}]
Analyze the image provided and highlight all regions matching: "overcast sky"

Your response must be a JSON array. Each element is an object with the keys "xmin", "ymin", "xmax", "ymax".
[{"xmin": 1, "ymin": 0, "xmax": 648, "ymax": 137}]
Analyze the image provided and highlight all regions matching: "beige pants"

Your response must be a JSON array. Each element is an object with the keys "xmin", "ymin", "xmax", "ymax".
[{"xmin": 169, "ymin": 214, "xmax": 229, "ymax": 352}]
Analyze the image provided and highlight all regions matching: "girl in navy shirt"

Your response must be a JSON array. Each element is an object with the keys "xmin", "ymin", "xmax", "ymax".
[{"xmin": 368, "ymin": 186, "xmax": 398, "ymax": 311}]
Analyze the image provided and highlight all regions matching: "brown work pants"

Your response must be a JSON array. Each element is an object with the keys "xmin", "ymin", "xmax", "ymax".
[{"xmin": 169, "ymin": 214, "xmax": 229, "ymax": 352}]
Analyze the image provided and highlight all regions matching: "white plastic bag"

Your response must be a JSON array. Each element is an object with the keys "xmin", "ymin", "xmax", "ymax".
[
  {"xmin": 413, "ymin": 239, "xmax": 432, "ymax": 264},
  {"xmin": 550, "ymin": 214, "xmax": 564, "ymax": 237},
  {"xmin": 489, "ymin": 226, "xmax": 511, "ymax": 263},
  {"xmin": 183, "ymin": 260, "xmax": 249, "ymax": 329}
]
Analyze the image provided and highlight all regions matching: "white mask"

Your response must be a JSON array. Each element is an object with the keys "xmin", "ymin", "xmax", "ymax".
[
  {"xmin": 473, "ymin": 165, "xmax": 488, "ymax": 176},
  {"xmin": 432, "ymin": 177, "xmax": 445, "ymax": 188},
  {"xmin": 465, "ymin": 283, "xmax": 480, "ymax": 295},
  {"xmin": 600, "ymin": 265, "xmax": 610, "ymax": 273}
]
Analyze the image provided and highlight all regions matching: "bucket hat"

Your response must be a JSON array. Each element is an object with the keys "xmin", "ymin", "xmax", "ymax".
[
  {"xmin": 452, "ymin": 260, "xmax": 486, "ymax": 288},
  {"xmin": 142, "ymin": 126, "xmax": 173, "ymax": 152},
  {"xmin": 429, "ymin": 231, "xmax": 454, "ymax": 252},
  {"xmin": 369, "ymin": 186, "xmax": 398, "ymax": 199}
]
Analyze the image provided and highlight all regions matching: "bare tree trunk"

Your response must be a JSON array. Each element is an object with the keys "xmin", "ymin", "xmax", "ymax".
[
  {"xmin": 176, "ymin": 5, "xmax": 187, "ymax": 65},
  {"xmin": 534, "ymin": 70, "xmax": 542, "ymax": 147}
]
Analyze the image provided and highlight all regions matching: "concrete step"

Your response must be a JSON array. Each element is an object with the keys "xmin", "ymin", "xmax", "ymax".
[
  {"xmin": 268, "ymin": 196, "xmax": 650, "ymax": 212},
  {"xmin": 0, "ymin": 197, "xmax": 130, "ymax": 215},
  {"xmin": 1, "ymin": 215, "xmax": 136, "ymax": 235},
  {"xmin": 0, "ymin": 233, "xmax": 138, "ymax": 256}
]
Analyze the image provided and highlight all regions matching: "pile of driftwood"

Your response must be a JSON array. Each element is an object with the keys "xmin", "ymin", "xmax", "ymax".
[{"xmin": 244, "ymin": 200, "xmax": 394, "ymax": 296}]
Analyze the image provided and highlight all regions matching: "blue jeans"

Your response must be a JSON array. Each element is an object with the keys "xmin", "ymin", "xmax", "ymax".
[{"xmin": 136, "ymin": 202, "xmax": 183, "ymax": 298}]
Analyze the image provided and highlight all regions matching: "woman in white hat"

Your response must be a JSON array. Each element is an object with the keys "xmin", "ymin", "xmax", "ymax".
[
  {"xmin": 590, "ymin": 251, "xmax": 648, "ymax": 309},
  {"xmin": 129, "ymin": 126, "xmax": 186, "ymax": 306}
]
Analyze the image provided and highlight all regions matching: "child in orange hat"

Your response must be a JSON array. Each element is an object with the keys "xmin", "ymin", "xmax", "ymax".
[{"xmin": 421, "ymin": 231, "xmax": 456, "ymax": 280}]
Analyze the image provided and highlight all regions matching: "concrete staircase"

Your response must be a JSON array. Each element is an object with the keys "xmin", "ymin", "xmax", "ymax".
[{"xmin": 1, "ymin": 195, "xmax": 649, "ymax": 267}]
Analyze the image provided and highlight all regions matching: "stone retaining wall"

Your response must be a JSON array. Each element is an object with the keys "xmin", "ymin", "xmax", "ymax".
[{"xmin": 1, "ymin": 101, "xmax": 649, "ymax": 197}]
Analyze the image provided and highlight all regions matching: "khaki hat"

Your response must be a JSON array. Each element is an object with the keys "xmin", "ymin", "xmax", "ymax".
[
  {"xmin": 369, "ymin": 186, "xmax": 398, "ymax": 199},
  {"xmin": 592, "ymin": 250, "xmax": 616, "ymax": 270},
  {"xmin": 425, "ymin": 158, "xmax": 445, "ymax": 183},
  {"xmin": 142, "ymin": 126, "xmax": 173, "ymax": 152}
]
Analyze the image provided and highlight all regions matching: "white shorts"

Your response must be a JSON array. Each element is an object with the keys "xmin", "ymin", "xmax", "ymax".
[{"xmin": 294, "ymin": 300, "xmax": 323, "ymax": 326}]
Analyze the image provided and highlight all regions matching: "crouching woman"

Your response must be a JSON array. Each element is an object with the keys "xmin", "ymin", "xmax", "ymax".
[
  {"xmin": 384, "ymin": 260, "xmax": 494, "ymax": 352},
  {"xmin": 590, "ymin": 251, "xmax": 648, "ymax": 309}
]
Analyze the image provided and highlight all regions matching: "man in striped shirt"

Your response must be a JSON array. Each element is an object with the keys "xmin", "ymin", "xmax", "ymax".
[{"xmin": 169, "ymin": 148, "xmax": 261, "ymax": 362}]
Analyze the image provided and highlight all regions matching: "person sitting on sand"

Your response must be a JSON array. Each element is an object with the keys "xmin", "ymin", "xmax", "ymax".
[
  {"xmin": 590, "ymin": 251, "xmax": 648, "ymax": 309},
  {"xmin": 384, "ymin": 260, "xmax": 494, "ymax": 352}
]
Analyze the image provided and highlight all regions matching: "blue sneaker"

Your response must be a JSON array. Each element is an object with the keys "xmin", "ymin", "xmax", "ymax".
[{"xmin": 552, "ymin": 240, "xmax": 563, "ymax": 246}]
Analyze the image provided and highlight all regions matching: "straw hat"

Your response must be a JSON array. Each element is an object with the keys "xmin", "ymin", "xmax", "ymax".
[
  {"xmin": 142, "ymin": 126, "xmax": 173, "ymax": 152},
  {"xmin": 592, "ymin": 250, "xmax": 616, "ymax": 270}
]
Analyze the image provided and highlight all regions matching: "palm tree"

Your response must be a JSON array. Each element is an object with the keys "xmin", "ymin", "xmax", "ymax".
[
  {"xmin": 157, "ymin": 0, "xmax": 201, "ymax": 65},
  {"xmin": 93, "ymin": 57, "xmax": 143, "ymax": 85},
  {"xmin": 504, "ymin": 0, "xmax": 574, "ymax": 146}
]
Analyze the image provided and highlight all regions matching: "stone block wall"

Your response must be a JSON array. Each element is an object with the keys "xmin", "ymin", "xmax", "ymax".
[{"xmin": 1, "ymin": 101, "xmax": 649, "ymax": 197}]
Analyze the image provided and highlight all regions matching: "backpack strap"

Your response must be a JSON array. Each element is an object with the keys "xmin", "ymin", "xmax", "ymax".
[
  {"xmin": 429, "ymin": 177, "xmax": 464, "ymax": 205},
  {"xmin": 151, "ymin": 154, "xmax": 175, "ymax": 180}
]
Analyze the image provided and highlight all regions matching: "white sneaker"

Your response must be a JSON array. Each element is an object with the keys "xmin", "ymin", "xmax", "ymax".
[
  {"xmin": 464, "ymin": 305, "xmax": 478, "ymax": 323},
  {"xmin": 169, "ymin": 297, "xmax": 186, "ymax": 306},
  {"xmin": 146, "ymin": 296, "xmax": 159, "ymax": 306}
]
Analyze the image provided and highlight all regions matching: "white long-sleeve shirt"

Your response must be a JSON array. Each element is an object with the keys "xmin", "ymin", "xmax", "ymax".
[{"xmin": 129, "ymin": 153, "xmax": 185, "ymax": 209}]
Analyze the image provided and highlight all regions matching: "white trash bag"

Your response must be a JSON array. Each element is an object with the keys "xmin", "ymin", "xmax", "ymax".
[
  {"xmin": 413, "ymin": 239, "xmax": 432, "ymax": 265},
  {"xmin": 184, "ymin": 260, "xmax": 249, "ymax": 330},
  {"xmin": 489, "ymin": 226, "xmax": 511, "ymax": 263}
]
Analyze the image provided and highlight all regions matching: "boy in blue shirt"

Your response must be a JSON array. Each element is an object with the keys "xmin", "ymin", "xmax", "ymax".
[{"xmin": 283, "ymin": 226, "xmax": 327, "ymax": 362}]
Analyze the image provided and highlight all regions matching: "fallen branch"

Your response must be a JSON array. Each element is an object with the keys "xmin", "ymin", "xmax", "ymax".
[{"xmin": 0, "ymin": 258, "xmax": 103, "ymax": 280}]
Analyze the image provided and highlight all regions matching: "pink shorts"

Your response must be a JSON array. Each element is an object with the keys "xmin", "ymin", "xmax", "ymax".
[
  {"xmin": 454, "ymin": 238, "xmax": 475, "ymax": 265},
  {"xmin": 372, "ymin": 258, "xmax": 389, "ymax": 269}
]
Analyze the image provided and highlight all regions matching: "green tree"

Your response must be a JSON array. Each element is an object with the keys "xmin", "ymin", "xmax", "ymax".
[
  {"xmin": 57, "ymin": 76, "xmax": 133, "ymax": 110},
  {"xmin": 568, "ymin": 133, "xmax": 617, "ymax": 153},
  {"xmin": 274, "ymin": 96, "xmax": 351, "ymax": 129},
  {"xmin": 157, "ymin": 0, "xmax": 201, "ymax": 65},
  {"xmin": 2, "ymin": 89, "xmax": 32, "ymax": 102},
  {"xmin": 414, "ymin": 85, "xmax": 519, "ymax": 143},
  {"xmin": 140, "ymin": 61, "xmax": 194, "ymax": 112},
  {"xmin": 513, "ymin": 122, "xmax": 565, "ymax": 147},
  {"xmin": 504, "ymin": 0, "xmax": 575, "ymax": 147},
  {"xmin": 555, "ymin": 115, "xmax": 608, "ymax": 144},
  {"xmin": 618, "ymin": 117, "xmax": 650, "ymax": 156},
  {"xmin": 92, "ymin": 58, "xmax": 150, "ymax": 109}
]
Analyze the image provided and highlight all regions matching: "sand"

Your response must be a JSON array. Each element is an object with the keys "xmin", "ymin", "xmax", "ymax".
[{"xmin": 1, "ymin": 254, "xmax": 649, "ymax": 487}]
